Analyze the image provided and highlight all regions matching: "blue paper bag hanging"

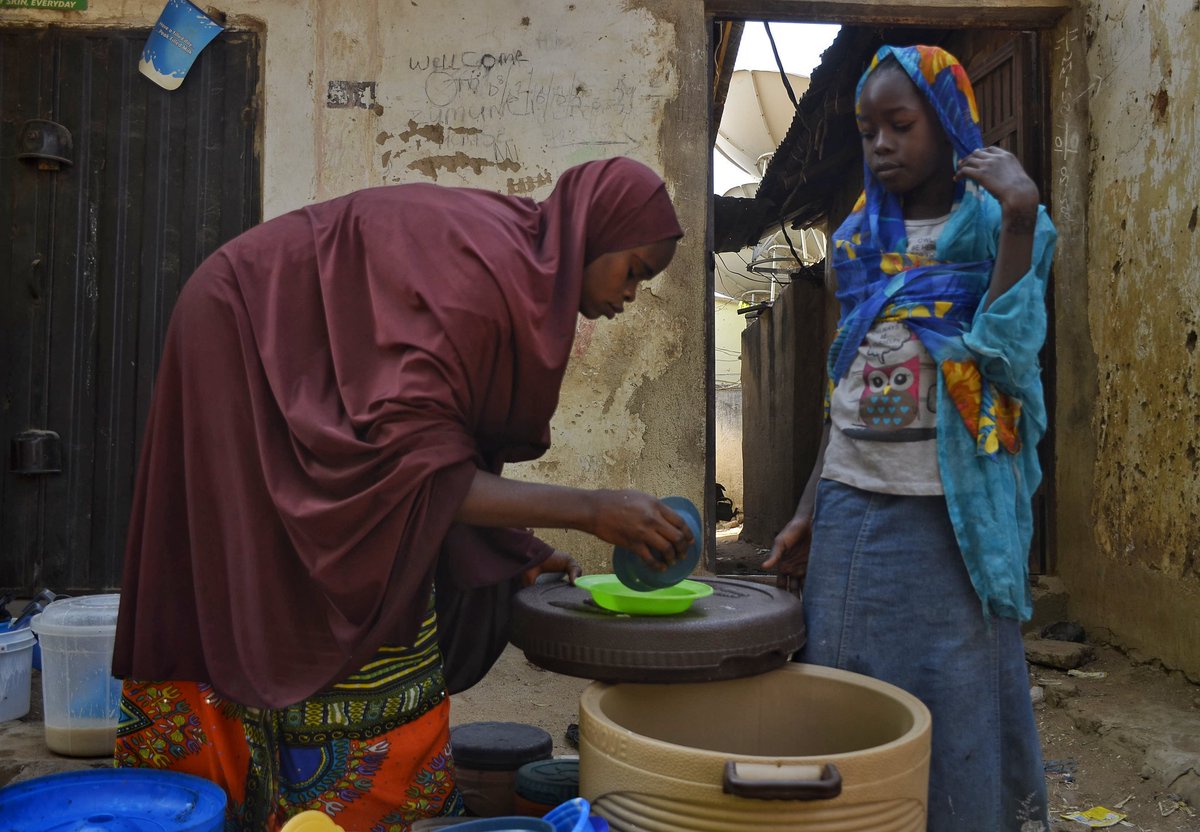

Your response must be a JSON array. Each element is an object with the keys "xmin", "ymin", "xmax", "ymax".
[{"xmin": 139, "ymin": 0, "xmax": 225, "ymax": 91}]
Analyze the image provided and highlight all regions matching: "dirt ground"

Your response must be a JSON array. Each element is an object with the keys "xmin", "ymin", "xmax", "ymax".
[{"xmin": 1034, "ymin": 646, "xmax": 1200, "ymax": 831}]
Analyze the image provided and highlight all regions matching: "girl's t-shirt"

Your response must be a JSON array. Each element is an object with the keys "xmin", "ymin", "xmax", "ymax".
[{"xmin": 822, "ymin": 214, "xmax": 950, "ymax": 495}]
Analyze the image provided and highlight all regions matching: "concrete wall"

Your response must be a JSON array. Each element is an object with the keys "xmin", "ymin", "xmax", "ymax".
[
  {"xmin": 1052, "ymin": 1, "xmax": 1200, "ymax": 679},
  {"xmin": 4, "ymin": 0, "xmax": 709, "ymax": 573},
  {"xmin": 715, "ymin": 298, "xmax": 746, "ymax": 509},
  {"xmin": 715, "ymin": 388, "xmax": 743, "ymax": 512},
  {"xmin": 739, "ymin": 278, "xmax": 826, "ymax": 546}
]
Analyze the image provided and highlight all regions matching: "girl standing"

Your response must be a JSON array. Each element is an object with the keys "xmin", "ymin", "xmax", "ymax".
[{"xmin": 765, "ymin": 45, "xmax": 1056, "ymax": 830}]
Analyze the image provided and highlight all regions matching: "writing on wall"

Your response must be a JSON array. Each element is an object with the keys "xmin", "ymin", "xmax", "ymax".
[{"xmin": 377, "ymin": 45, "xmax": 659, "ymax": 186}]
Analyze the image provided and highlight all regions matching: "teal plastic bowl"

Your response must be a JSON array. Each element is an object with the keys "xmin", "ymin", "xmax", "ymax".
[{"xmin": 612, "ymin": 496, "xmax": 701, "ymax": 591}]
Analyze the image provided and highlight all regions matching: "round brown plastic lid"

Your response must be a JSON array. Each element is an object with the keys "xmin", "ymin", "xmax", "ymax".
[{"xmin": 510, "ymin": 576, "xmax": 804, "ymax": 684}]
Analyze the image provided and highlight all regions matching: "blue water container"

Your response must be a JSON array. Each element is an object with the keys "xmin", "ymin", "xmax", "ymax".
[{"xmin": 0, "ymin": 769, "xmax": 227, "ymax": 831}]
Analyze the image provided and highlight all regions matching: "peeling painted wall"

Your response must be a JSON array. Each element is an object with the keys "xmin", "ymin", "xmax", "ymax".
[
  {"xmin": 715, "ymin": 300, "xmax": 746, "ymax": 510},
  {"xmin": 1054, "ymin": 0, "xmax": 1200, "ymax": 678},
  {"xmin": 3, "ymin": 0, "xmax": 709, "ymax": 573}
]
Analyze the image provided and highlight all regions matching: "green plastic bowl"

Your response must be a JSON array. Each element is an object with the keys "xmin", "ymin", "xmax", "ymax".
[{"xmin": 575, "ymin": 575, "xmax": 713, "ymax": 616}]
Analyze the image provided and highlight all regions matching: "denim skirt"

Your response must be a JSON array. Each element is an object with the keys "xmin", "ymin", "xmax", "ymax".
[{"xmin": 801, "ymin": 479, "xmax": 1048, "ymax": 832}]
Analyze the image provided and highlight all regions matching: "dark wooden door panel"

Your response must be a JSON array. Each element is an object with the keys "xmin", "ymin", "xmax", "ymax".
[{"xmin": 0, "ymin": 26, "xmax": 261, "ymax": 593}]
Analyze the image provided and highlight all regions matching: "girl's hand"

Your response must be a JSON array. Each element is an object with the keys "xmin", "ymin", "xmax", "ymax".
[
  {"xmin": 955, "ymin": 146, "xmax": 1039, "ymax": 215},
  {"xmin": 586, "ymin": 490, "xmax": 693, "ymax": 571},
  {"xmin": 763, "ymin": 512, "xmax": 814, "ymax": 595},
  {"xmin": 522, "ymin": 550, "xmax": 582, "ymax": 587}
]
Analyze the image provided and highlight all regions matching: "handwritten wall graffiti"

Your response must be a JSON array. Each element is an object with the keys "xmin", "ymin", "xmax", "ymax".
[{"xmin": 377, "ymin": 45, "xmax": 657, "ymax": 183}]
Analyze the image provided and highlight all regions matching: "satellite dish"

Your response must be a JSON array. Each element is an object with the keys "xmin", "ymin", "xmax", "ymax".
[
  {"xmin": 716, "ymin": 69, "xmax": 808, "ymax": 180},
  {"xmin": 721, "ymin": 181, "xmax": 760, "ymax": 200},
  {"xmin": 715, "ymin": 225, "xmax": 827, "ymax": 300}
]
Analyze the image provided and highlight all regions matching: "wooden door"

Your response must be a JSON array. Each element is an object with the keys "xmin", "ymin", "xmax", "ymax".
[{"xmin": 0, "ymin": 26, "xmax": 262, "ymax": 593}]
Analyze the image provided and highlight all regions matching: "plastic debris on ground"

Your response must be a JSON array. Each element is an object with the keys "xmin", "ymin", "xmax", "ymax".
[
  {"xmin": 1067, "ymin": 669, "xmax": 1108, "ymax": 679},
  {"xmin": 1045, "ymin": 758, "xmax": 1078, "ymax": 786},
  {"xmin": 1158, "ymin": 795, "xmax": 1196, "ymax": 818},
  {"xmin": 1059, "ymin": 806, "xmax": 1127, "ymax": 827},
  {"xmin": 1041, "ymin": 621, "xmax": 1087, "ymax": 643}
]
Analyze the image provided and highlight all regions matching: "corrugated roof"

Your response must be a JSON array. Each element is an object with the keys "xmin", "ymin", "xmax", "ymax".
[{"xmin": 713, "ymin": 25, "xmax": 950, "ymax": 252}]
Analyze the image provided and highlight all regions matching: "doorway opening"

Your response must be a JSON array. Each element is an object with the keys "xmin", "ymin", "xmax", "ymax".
[{"xmin": 710, "ymin": 21, "xmax": 837, "ymax": 571}]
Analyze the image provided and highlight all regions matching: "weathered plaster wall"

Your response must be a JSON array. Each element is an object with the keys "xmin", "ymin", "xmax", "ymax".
[
  {"xmin": 4, "ymin": 0, "xmax": 709, "ymax": 573},
  {"xmin": 715, "ymin": 388, "xmax": 743, "ymax": 512},
  {"xmin": 739, "ymin": 278, "xmax": 826, "ymax": 546},
  {"xmin": 1053, "ymin": 0, "xmax": 1200, "ymax": 678},
  {"xmin": 715, "ymin": 299, "xmax": 745, "ymax": 509}
]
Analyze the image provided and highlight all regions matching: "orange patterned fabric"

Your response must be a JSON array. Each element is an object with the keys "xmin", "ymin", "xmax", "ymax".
[
  {"xmin": 116, "ymin": 608, "xmax": 463, "ymax": 831},
  {"xmin": 941, "ymin": 359, "xmax": 1022, "ymax": 455},
  {"xmin": 117, "ymin": 683, "xmax": 460, "ymax": 832}
]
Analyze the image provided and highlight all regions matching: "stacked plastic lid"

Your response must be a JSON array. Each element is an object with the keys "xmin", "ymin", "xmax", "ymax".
[
  {"xmin": 516, "ymin": 758, "xmax": 580, "ymax": 808},
  {"xmin": 450, "ymin": 722, "xmax": 553, "ymax": 772},
  {"xmin": 0, "ymin": 769, "xmax": 227, "ymax": 831},
  {"xmin": 512, "ymin": 576, "xmax": 805, "ymax": 684},
  {"xmin": 30, "ymin": 593, "xmax": 121, "ymax": 637}
]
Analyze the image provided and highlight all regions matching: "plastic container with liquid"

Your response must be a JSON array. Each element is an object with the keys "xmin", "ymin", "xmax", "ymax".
[{"xmin": 30, "ymin": 593, "xmax": 122, "ymax": 757}]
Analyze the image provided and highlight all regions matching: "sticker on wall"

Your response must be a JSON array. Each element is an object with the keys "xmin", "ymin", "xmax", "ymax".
[
  {"xmin": 139, "ymin": 0, "xmax": 225, "ymax": 91},
  {"xmin": 1, "ymin": 1, "xmax": 88, "ymax": 9}
]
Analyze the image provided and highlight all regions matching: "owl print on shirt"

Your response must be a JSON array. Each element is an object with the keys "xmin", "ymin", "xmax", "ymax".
[
  {"xmin": 836, "ymin": 320, "xmax": 938, "ymax": 442},
  {"xmin": 860, "ymin": 354, "xmax": 920, "ymax": 430}
]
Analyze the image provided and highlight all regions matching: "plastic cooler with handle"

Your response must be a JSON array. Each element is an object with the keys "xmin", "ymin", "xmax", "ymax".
[{"xmin": 578, "ymin": 663, "xmax": 931, "ymax": 830}]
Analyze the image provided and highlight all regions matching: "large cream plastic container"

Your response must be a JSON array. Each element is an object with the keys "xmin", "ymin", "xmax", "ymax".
[{"xmin": 579, "ymin": 663, "xmax": 931, "ymax": 831}]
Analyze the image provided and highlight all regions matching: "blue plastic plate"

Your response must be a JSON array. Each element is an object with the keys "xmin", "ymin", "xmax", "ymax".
[
  {"xmin": 612, "ymin": 496, "xmax": 701, "ymax": 591},
  {"xmin": 0, "ymin": 769, "xmax": 227, "ymax": 832}
]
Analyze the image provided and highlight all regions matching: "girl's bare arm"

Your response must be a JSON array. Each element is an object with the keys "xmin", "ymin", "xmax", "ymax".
[{"xmin": 955, "ymin": 146, "xmax": 1040, "ymax": 310}]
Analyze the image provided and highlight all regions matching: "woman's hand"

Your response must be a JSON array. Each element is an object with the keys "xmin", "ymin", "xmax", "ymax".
[
  {"xmin": 762, "ymin": 511, "xmax": 814, "ymax": 595},
  {"xmin": 522, "ymin": 550, "xmax": 583, "ymax": 587},
  {"xmin": 455, "ymin": 472, "xmax": 692, "ymax": 571},
  {"xmin": 586, "ymin": 489, "xmax": 693, "ymax": 571}
]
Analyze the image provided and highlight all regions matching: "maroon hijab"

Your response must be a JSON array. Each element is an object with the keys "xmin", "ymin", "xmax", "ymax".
[{"xmin": 112, "ymin": 158, "xmax": 683, "ymax": 708}]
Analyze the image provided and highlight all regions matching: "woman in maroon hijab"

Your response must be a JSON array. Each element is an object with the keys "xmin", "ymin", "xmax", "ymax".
[{"xmin": 111, "ymin": 157, "xmax": 689, "ymax": 830}]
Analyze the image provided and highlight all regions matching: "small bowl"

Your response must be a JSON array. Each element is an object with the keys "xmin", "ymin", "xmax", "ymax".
[
  {"xmin": 575, "ymin": 575, "xmax": 713, "ymax": 616},
  {"xmin": 612, "ymin": 496, "xmax": 702, "ymax": 591}
]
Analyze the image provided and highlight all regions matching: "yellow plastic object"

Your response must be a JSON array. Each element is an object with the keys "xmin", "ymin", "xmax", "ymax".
[
  {"xmin": 281, "ymin": 811, "xmax": 345, "ymax": 832},
  {"xmin": 575, "ymin": 574, "xmax": 713, "ymax": 615},
  {"xmin": 580, "ymin": 663, "xmax": 932, "ymax": 830}
]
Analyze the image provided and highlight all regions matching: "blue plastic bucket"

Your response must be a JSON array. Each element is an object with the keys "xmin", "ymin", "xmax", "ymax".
[
  {"xmin": 0, "ymin": 624, "xmax": 35, "ymax": 722},
  {"xmin": 0, "ymin": 769, "xmax": 227, "ymax": 831}
]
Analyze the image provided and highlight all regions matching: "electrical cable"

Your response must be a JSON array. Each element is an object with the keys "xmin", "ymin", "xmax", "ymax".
[{"xmin": 763, "ymin": 22, "xmax": 798, "ymax": 109}]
